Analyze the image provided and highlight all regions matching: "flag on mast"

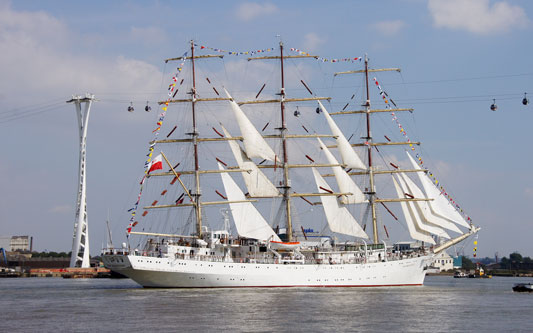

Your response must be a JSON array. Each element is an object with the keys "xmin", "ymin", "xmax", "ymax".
[{"xmin": 148, "ymin": 154, "xmax": 163, "ymax": 174}]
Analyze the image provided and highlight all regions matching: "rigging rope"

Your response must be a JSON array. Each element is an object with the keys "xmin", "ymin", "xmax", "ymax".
[{"xmin": 372, "ymin": 74, "xmax": 473, "ymax": 224}]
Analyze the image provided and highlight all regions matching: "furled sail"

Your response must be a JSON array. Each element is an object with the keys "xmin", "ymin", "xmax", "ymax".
[
  {"xmin": 221, "ymin": 125, "xmax": 280, "ymax": 197},
  {"xmin": 311, "ymin": 167, "xmax": 368, "ymax": 239},
  {"xmin": 224, "ymin": 88, "xmax": 276, "ymax": 161},
  {"xmin": 398, "ymin": 172, "xmax": 462, "ymax": 234},
  {"xmin": 318, "ymin": 101, "xmax": 366, "ymax": 170},
  {"xmin": 218, "ymin": 163, "xmax": 281, "ymax": 242},
  {"xmin": 392, "ymin": 177, "xmax": 436, "ymax": 244},
  {"xmin": 406, "ymin": 153, "xmax": 470, "ymax": 228},
  {"xmin": 398, "ymin": 173, "xmax": 451, "ymax": 239},
  {"xmin": 317, "ymin": 138, "xmax": 366, "ymax": 204}
]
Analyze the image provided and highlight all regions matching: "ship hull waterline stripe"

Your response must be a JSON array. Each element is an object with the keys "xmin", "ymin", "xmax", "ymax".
[{"xmin": 141, "ymin": 284, "xmax": 424, "ymax": 289}]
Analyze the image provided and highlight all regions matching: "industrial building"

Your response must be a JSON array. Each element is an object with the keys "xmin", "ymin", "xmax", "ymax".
[
  {"xmin": 0, "ymin": 235, "xmax": 32, "ymax": 252},
  {"xmin": 10, "ymin": 236, "xmax": 31, "ymax": 251}
]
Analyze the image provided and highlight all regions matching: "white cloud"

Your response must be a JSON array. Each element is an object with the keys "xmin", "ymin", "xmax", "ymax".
[
  {"xmin": 236, "ymin": 2, "xmax": 278, "ymax": 22},
  {"xmin": 301, "ymin": 33, "xmax": 326, "ymax": 52},
  {"xmin": 0, "ymin": 3, "xmax": 162, "ymax": 106},
  {"xmin": 49, "ymin": 205, "xmax": 72, "ymax": 214},
  {"xmin": 428, "ymin": 0, "xmax": 529, "ymax": 35},
  {"xmin": 0, "ymin": 2, "xmax": 68, "ymax": 48},
  {"xmin": 372, "ymin": 20, "xmax": 407, "ymax": 36}
]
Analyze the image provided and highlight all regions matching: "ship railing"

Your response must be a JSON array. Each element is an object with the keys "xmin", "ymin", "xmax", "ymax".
[
  {"xmin": 308, "ymin": 257, "xmax": 368, "ymax": 265},
  {"xmin": 384, "ymin": 250, "xmax": 427, "ymax": 261},
  {"xmin": 170, "ymin": 252, "xmax": 375, "ymax": 265},
  {"xmin": 102, "ymin": 248, "xmax": 129, "ymax": 256},
  {"xmin": 173, "ymin": 253, "xmax": 228, "ymax": 262},
  {"xmin": 165, "ymin": 250, "xmax": 428, "ymax": 265}
]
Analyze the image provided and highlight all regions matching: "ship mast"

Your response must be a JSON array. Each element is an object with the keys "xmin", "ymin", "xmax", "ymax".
[
  {"xmin": 190, "ymin": 40, "xmax": 203, "ymax": 237},
  {"xmin": 147, "ymin": 43, "xmax": 236, "ymax": 240},
  {"xmin": 362, "ymin": 55, "xmax": 379, "ymax": 244},
  {"xmin": 334, "ymin": 57, "xmax": 406, "ymax": 244},
  {"xmin": 151, "ymin": 41, "xmax": 332, "ymax": 241},
  {"xmin": 279, "ymin": 41, "xmax": 293, "ymax": 241},
  {"xmin": 243, "ymin": 42, "xmax": 338, "ymax": 241}
]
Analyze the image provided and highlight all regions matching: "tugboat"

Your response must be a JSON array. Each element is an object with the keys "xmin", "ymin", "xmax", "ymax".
[{"xmin": 468, "ymin": 265, "xmax": 492, "ymax": 278}]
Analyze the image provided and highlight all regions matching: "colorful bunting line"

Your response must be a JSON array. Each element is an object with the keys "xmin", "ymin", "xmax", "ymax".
[
  {"xmin": 126, "ymin": 51, "xmax": 189, "ymax": 233},
  {"xmin": 372, "ymin": 76, "xmax": 472, "ymax": 224},
  {"xmin": 289, "ymin": 47, "xmax": 362, "ymax": 63},
  {"xmin": 193, "ymin": 42, "xmax": 362, "ymax": 63},
  {"xmin": 193, "ymin": 43, "xmax": 275, "ymax": 56}
]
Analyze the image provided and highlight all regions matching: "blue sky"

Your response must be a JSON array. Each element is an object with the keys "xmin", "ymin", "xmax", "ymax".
[{"xmin": 0, "ymin": 0, "xmax": 532, "ymax": 258}]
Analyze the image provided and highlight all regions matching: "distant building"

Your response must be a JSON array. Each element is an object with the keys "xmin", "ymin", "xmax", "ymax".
[
  {"xmin": 10, "ymin": 236, "xmax": 30, "ymax": 251},
  {"xmin": 432, "ymin": 252, "xmax": 454, "ymax": 271}
]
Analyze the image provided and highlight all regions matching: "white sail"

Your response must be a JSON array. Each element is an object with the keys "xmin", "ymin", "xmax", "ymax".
[
  {"xmin": 406, "ymin": 153, "xmax": 470, "ymax": 228},
  {"xmin": 398, "ymin": 173, "xmax": 451, "ymax": 239},
  {"xmin": 396, "ymin": 174, "xmax": 446, "ymax": 239},
  {"xmin": 221, "ymin": 126, "xmax": 280, "ymax": 197},
  {"xmin": 392, "ymin": 177, "xmax": 436, "ymax": 245},
  {"xmin": 218, "ymin": 163, "xmax": 281, "ymax": 242},
  {"xmin": 399, "ymin": 172, "xmax": 462, "ymax": 234},
  {"xmin": 311, "ymin": 168, "xmax": 368, "ymax": 239},
  {"xmin": 318, "ymin": 100, "xmax": 366, "ymax": 170},
  {"xmin": 317, "ymin": 138, "xmax": 366, "ymax": 204},
  {"xmin": 224, "ymin": 88, "xmax": 276, "ymax": 161}
]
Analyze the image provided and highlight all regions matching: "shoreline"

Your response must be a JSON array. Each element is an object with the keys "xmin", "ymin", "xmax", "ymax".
[{"xmin": 0, "ymin": 267, "xmax": 112, "ymax": 278}]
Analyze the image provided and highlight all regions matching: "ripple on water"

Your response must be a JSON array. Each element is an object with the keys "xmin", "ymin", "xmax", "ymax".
[{"xmin": 2, "ymin": 276, "xmax": 532, "ymax": 332}]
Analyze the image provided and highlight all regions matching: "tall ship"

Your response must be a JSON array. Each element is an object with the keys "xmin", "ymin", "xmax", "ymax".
[{"xmin": 102, "ymin": 40, "xmax": 480, "ymax": 288}]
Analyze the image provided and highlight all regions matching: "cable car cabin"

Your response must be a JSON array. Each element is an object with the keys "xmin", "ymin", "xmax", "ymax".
[{"xmin": 490, "ymin": 99, "xmax": 497, "ymax": 111}]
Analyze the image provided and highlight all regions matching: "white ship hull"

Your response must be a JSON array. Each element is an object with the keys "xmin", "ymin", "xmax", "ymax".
[{"xmin": 103, "ymin": 254, "xmax": 431, "ymax": 288}]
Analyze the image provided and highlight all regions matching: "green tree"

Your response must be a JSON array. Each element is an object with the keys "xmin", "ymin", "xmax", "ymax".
[
  {"xmin": 500, "ymin": 256, "xmax": 510, "ymax": 269},
  {"xmin": 461, "ymin": 256, "xmax": 475, "ymax": 270},
  {"xmin": 510, "ymin": 252, "xmax": 523, "ymax": 263},
  {"xmin": 31, "ymin": 251, "xmax": 71, "ymax": 258}
]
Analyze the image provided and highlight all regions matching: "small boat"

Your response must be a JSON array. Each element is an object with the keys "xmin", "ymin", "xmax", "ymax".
[
  {"xmin": 0, "ymin": 267, "xmax": 20, "ymax": 278},
  {"xmin": 454, "ymin": 271, "xmax": 467, "ymax": 278},
  {"xmin": 512, "ymin": 283, "xmax": 533, "ymax": 292}
]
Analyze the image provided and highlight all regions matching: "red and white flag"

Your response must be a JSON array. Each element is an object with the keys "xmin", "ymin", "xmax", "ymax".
[{"xmin": 148, "ymin": 154, "xmax": 163, "ymax": 174}]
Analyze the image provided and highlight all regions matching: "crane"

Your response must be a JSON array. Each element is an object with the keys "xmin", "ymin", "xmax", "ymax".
[{"xmin": 0, "ymin": 248, "xmax": 7, "ymax": 266}]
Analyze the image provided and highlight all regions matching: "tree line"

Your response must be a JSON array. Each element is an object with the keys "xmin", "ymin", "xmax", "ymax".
[{"xmin": 462, "ymin": 252, "xmax": 533, "ymax": 272}]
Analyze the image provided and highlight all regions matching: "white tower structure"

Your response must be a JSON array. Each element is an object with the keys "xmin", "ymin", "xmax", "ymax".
[{"xmin": 67, "ymin": 93, "xmax": 95, "ymax": 268}]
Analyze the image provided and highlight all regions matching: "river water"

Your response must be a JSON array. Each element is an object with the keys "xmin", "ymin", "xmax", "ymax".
[{"xmin": 2, "ymin": 276, "xmax": 532, "ymax": 332}]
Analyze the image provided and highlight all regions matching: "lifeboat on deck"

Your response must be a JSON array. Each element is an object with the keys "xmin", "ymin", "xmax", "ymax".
[{"xmin": 269, "ymin": 240, "xmax": 301, "ymax": 250}]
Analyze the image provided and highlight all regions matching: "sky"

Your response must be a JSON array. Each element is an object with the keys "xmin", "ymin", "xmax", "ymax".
[{"xmin": 0, "ymin": 0, "xmax": 532, "ymax": 259}]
